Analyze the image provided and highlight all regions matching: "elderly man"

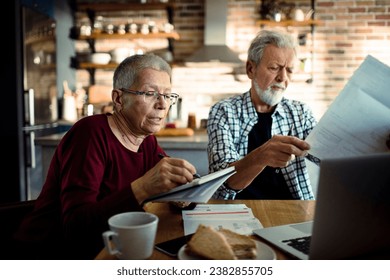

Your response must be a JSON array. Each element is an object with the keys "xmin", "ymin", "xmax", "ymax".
[{"xmin": 207, "ymin": 30, "xmax": 316, "ymax": 200}]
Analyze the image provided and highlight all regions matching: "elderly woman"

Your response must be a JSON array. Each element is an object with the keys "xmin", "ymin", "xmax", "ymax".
[{"xmin": 15, "ymin": 54, "xmax": 197, "ymax": 260}]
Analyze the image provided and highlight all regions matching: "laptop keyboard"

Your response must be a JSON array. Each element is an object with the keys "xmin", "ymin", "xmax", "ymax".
[{"xmin": 282, "ymin": 236, "xmax": 311, "ymax": 255}]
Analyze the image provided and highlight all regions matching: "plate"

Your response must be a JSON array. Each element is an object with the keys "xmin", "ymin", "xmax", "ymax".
[{"xmin": 177, "ymin": 240, "xmax": 276, "ymax": 260}]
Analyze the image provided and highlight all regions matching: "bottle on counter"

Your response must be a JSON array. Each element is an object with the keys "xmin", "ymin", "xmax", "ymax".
[
  {"xmin": 187, "ymin": 113, "xmax": 197, "ymax": 130},
  {"xmin": 62, "ymin": 80, "xmax": 77, "ymax": 122},
  {"xmin": 75, "ymin": 83, "xmax": 87, "ymax": 119}
]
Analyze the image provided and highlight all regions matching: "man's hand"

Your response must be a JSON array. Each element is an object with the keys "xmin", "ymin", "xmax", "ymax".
[
  {"xmin": 257, "ymin": 135, "xmax": 310, "ymax": 168},
  {"xmin": 224, "ymin": 134, "xmax": 311, "ymax": 191}
]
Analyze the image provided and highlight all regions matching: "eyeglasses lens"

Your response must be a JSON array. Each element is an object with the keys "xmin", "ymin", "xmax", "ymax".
[{"xmin": 144, "ymin": 92, "xmax": 177, "ymax": 105}]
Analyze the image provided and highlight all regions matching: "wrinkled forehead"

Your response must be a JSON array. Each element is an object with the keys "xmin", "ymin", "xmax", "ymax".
[
  {"xmin": 134, "ymin": 68, "xmax": 172, "ymax": 90},
  {"xmin": 261, "ymin": 45, "xmax": 297, "ymax": 66}
]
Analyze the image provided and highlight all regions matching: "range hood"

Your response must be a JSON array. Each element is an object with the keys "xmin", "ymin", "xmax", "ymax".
[{"xmin": 185, "ymin": 0, "xmax": 243, "ymax": 66}]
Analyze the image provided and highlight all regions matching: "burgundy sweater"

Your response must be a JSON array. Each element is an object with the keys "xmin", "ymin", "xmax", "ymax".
[{"xmin": 15, "ymin": 114, "xmax": 165, "ymax": 259}]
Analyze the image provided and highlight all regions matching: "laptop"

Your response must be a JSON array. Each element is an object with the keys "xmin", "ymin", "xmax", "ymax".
[{"xmin": 253, "ymin": 153, "xmax": 390, "ymax": 260}]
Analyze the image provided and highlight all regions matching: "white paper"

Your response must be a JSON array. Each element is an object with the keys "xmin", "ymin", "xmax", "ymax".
[
  {"xmin": 182, "ymin": 204, "xmax": 263, "ymax": 236},
  {"xmin": 306, "ymin": 55, "xmax": 390, "ymax": 160}
]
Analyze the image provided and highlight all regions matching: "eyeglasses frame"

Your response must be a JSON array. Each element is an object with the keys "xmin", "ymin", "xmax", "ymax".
[{"xmin": 119, "ymin": 88, "xmax": 179, "ymax": 106}]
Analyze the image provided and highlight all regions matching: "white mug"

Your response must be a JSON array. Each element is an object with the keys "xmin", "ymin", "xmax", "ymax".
[{"xmin": 102, "ymin": 212, "xmax": 159, "ymax": 260}]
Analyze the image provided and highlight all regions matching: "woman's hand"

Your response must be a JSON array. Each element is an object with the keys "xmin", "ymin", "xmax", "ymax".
[{"xmin": 131, "ymin": 157, "xmax": 197, "ymax": 205}]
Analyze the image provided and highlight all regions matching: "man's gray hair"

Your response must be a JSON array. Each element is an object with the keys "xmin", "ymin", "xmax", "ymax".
[
  {"xmin": 113, "ymin": 53, "xmax": 172, "ymax": 89},
  {"xmin": 247, "ymin": 30, "xmax": 298, "ymax": 64}
]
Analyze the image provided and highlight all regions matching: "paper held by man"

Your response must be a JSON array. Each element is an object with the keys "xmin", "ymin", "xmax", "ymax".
[
  {"xmin": 306, "ymin": 55, "xmax": 390, "ymax": 160},
  {"xmin": 142, "ymin": 166, "xmax": 236, "ymax": 204}
]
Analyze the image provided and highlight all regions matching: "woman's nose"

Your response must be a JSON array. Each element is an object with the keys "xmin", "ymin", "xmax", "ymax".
[{"xmin": 155, "ymin": 94, "xmax": 168, "ymax": 109}]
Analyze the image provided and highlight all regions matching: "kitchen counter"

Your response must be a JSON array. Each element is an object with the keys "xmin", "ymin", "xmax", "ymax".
[
  {"xmin": 35, "ymin": 131, "xmax": 208, "ymax": 149},
  {"xmin": 35, "ymin": 131, "xmax": 209, "ymax": 185}
]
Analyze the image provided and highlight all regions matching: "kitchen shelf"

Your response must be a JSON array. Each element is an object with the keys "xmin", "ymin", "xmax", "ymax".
[
  {"xmin": 25, "ymin": 34, "xmax": 56, "ymax": 45},
  {"xmin": 69, "ymin": 1, "xmax": 179, "ymax": 85},
  {"xmin": 74, "ymin": 2, "xmax": 176, "ymax": 12},
  {"xmin": 74, "ymin": 62, "xmax": 118, "ymax": 69},
  {"xmin": 73, "ymin": 31, "xmax": 179, "ymax": 40},
  {"xmin": 72, "ymin": 60, "xmax": 177, "ymax": 71},
  {"xmin": 257, "ymin": 19, "xmax": 323, "ymax": 27},
  {"xmin": 38, "ymin": 63, "xmax": 56, "ymax": 70}
]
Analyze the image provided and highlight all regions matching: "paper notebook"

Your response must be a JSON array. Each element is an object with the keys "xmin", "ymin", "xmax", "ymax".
[{"xmin": 142, "ymin": 166, "xmax": 236, "ymax": 204}]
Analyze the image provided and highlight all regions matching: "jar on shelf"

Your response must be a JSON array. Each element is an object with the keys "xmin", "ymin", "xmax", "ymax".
[
  {"xmin": 79, "ymin": 19, "xmax": 91, "ymax": 36},
  {"xmin": 93, "ymin": 16, "xmax": 104, "ymax": 34}
]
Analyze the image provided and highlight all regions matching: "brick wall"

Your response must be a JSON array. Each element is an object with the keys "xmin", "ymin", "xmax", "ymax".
[
  {"xmin": 314, "ymin": 0, "xmax": 390, "ymax": 96},
  {"xmin": 75, "ymin": 0, "xmax": 390, "ymax": 125}
]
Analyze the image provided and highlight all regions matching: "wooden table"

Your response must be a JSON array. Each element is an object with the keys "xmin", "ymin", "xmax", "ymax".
[{"xmin": 95, "ymin": 199, "xmax": 315, "ymax": 260}]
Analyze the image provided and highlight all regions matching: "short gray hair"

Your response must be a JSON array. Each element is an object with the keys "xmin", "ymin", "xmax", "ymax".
[
  {"xmin": 247, "ymin": 30, "xmax": 298, "ymax": 64},
  {"xmin": 113, "ymin": 53, "xmax": 172, "ymax": 89}
]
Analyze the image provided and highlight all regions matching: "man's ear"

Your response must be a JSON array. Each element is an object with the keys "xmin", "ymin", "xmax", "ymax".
[{"xmin": 246, "ymin": 60, "xmax": 256, "ymax": 79}]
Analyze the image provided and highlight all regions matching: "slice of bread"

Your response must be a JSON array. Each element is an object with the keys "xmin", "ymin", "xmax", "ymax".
[
  {"xmin": 219, "ymin": 228, "xmax": 257, "ymax": 259},
  {"xmin": 187, "ymin": 224, "xmax": 236, "ymax": 259},
  {"xmin": 186, "ymin": 224, "xmax": 257, "ymax": 260}
]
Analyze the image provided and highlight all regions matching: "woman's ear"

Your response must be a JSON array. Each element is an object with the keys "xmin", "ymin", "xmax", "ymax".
[{"xmin": 111, "ymin": 89, "xmax": 123, "ymax": 111}]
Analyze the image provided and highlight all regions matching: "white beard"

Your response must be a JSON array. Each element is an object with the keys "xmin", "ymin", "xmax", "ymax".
[{"xmin": 254, "ymin": 81, "xmax": 285, "ymax": 107}]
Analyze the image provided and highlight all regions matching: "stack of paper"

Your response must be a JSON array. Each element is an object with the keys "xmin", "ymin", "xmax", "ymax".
[{"xmin": 182, "ymin": 204, "xmax": 263, "ymax": 236}]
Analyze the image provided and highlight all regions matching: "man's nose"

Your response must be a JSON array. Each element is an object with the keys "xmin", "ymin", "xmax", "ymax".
[{"xmin": 276, "ymin": 68, "xmax": 288, "ymax": 82}]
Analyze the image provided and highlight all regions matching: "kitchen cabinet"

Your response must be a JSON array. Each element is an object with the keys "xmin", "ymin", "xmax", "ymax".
[
  {"xmin": 25, "ymin": 21, "xmax": 57, "ymax": 71},
  {"xmin": 257, "ymin": 1, "xmax": 322, "ymax": 83},
  {"xmin": 69, "ymin": 2, "xmax": 180, "ymax": 85}
]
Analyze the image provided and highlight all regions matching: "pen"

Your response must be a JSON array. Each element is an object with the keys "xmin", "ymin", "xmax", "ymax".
[
  {"xmin": 306, "ymin": 153, "xmax": 321, "ymax": 166},
  {"xmin": 287, "ymin": 124, "xmax": 321, "ymax": 165},
  {"xmin": 158, "ymin": 153, "xmax": 201, "ymax": 179},
  {"xmin": 158, "ymin": 153, "xmax": 168, "ymax": 158}
]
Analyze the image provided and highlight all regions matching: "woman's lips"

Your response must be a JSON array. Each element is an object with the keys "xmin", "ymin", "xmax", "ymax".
[{"xmin": 149, "ymin": 117, "xmax": 163, "ymax": 125}]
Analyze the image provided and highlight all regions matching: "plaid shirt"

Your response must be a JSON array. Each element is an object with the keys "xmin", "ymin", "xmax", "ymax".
[{"xmin": 207, "ymin": 90, "xmax": 317, "ymax": 200}]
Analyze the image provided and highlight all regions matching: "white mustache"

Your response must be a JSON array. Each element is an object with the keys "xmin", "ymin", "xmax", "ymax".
[{"xmin": 270, "ymin": 83, "xmax": 285, "ymax": 91}]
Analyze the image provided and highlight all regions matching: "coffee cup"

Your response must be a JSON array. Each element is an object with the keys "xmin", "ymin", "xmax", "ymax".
[{"xmin": 102, "ymin": 212, "xmax": 158, "ymax": 260}]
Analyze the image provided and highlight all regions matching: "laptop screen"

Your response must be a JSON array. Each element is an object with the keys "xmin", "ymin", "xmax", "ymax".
[{"xmin": 309, "ymin": 153, "xmax": 390, "ymax": 259}]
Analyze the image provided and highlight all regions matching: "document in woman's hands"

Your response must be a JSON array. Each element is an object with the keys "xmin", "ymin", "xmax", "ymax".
[{"xmin": 142, "ymin": 167, "xmax": 236, "ymax": 204}]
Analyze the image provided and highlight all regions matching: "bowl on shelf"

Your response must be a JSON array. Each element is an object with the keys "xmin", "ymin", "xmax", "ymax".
[
  {"xmin": 110, "ymin": 47, "xmax": 132, "ymax": 64},
  {"xmin": 90, "ymin": 53, "xmax": 111, "ymax": 64}
]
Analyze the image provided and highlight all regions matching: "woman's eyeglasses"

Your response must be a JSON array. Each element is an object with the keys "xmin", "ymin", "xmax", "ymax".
[{"xmin": 119, "ymin": 88, "xmax": 179, "ymax": 106}]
